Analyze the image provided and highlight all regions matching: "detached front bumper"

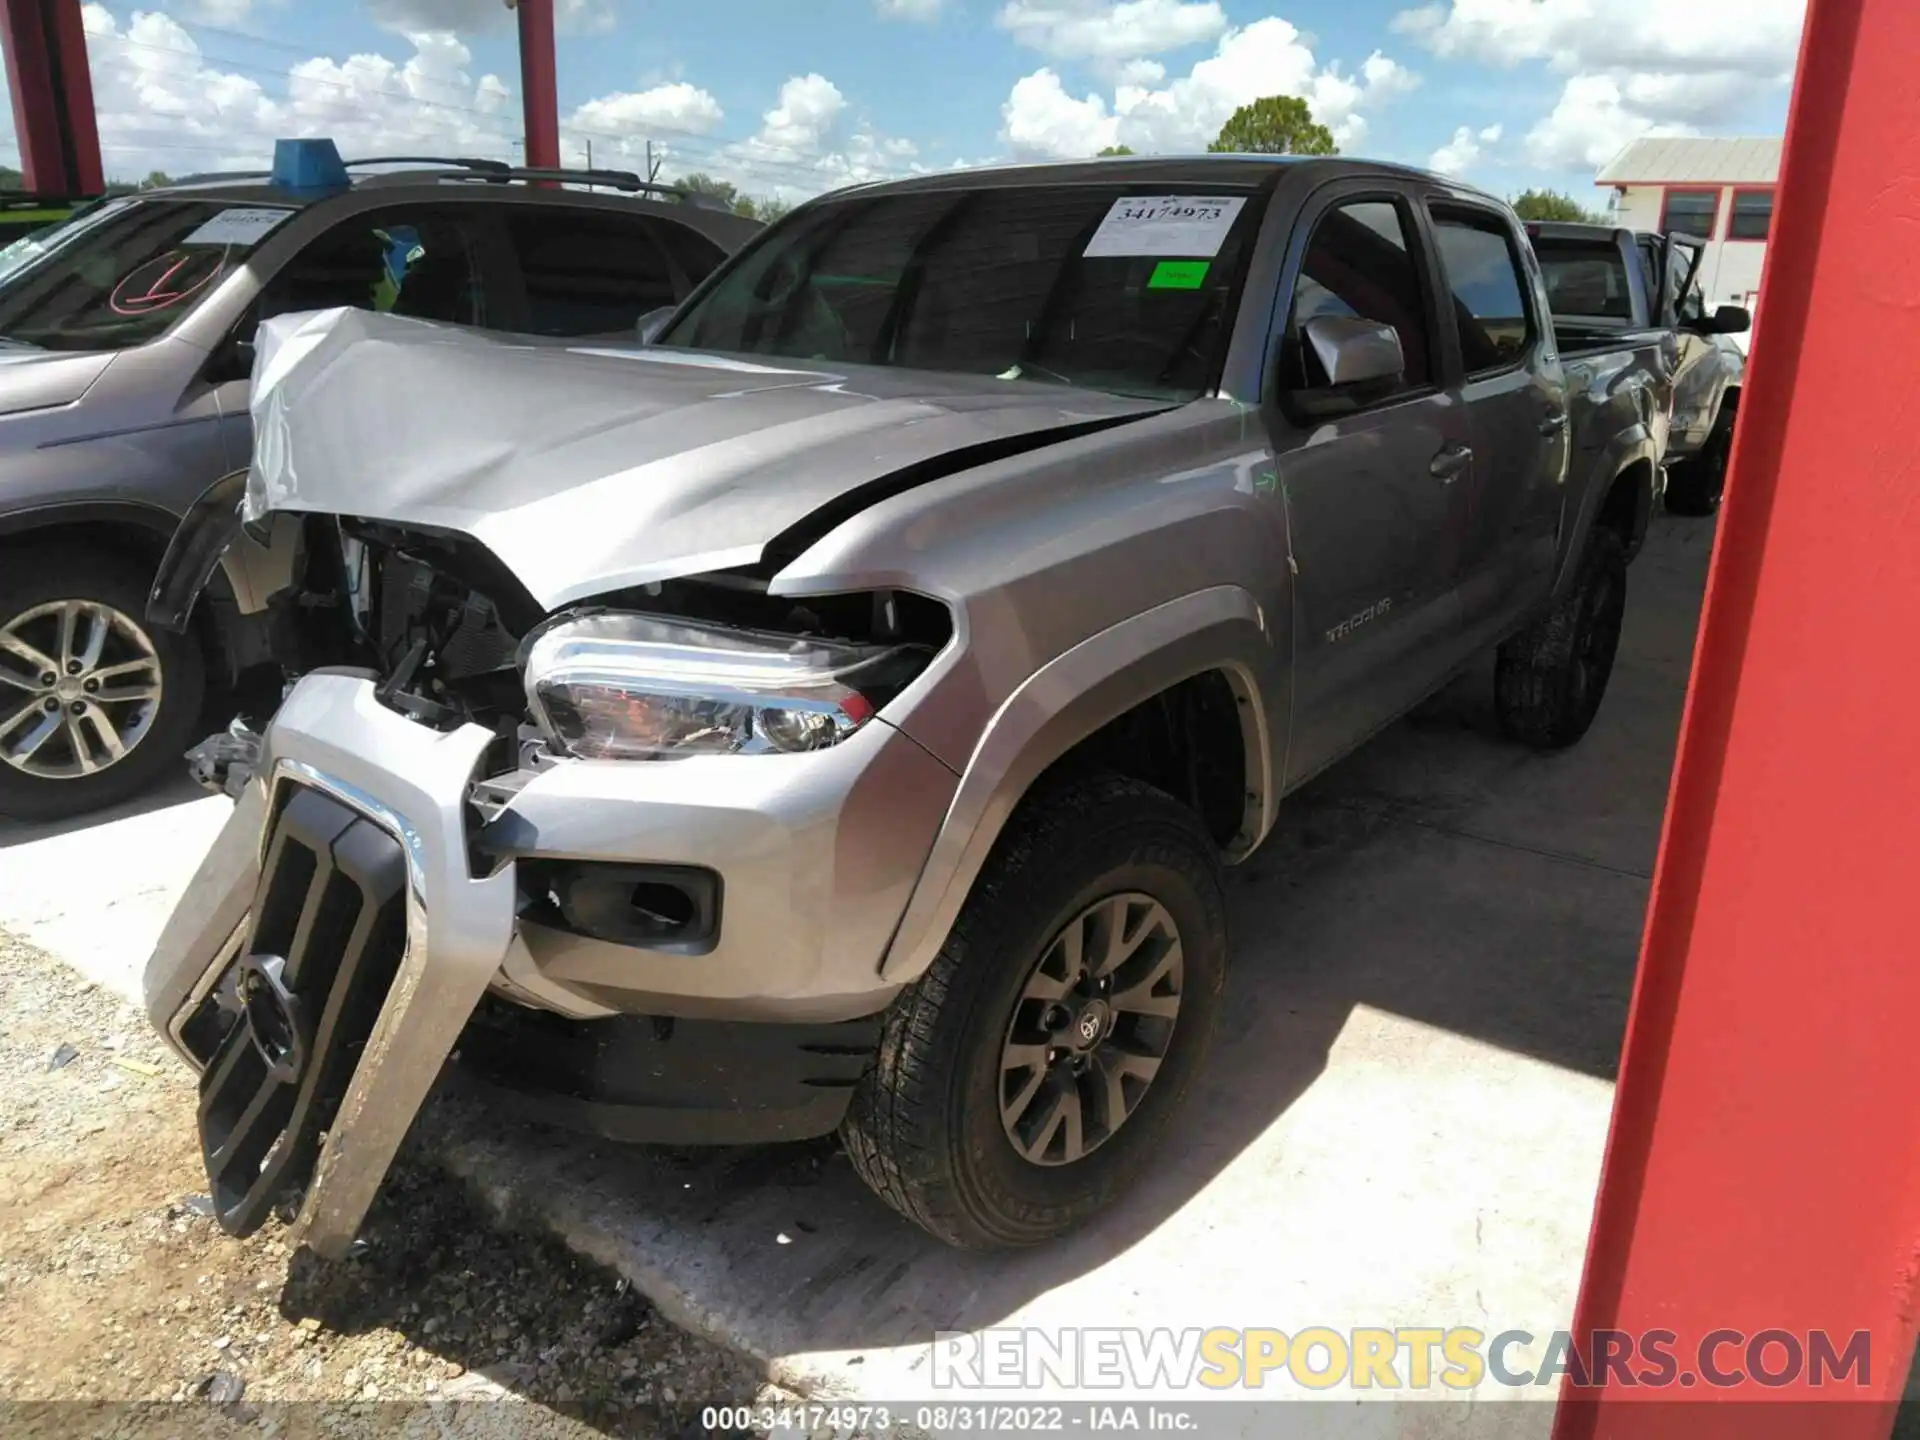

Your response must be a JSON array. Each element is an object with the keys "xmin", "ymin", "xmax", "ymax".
[{"xmin": 142, "ymin": 671, "xmax": 956, "ymax": 1259}]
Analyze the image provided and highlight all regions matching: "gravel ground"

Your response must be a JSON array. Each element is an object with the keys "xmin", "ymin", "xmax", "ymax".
[{"xmin": 0, "ymin": 927, "xmax": 785, "ymax": 1437}]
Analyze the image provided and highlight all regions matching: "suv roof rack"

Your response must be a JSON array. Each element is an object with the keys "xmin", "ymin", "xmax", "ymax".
[
  {"xmin": 365, "ymin": 161, "xmax": 736, "ymax": 211},
  {"xmin": 343, "ymin": 155, "xmax": 512, "ymax": 174},
  {"xmin": 453, "ymin": 164, "xmax": 737, "ymax": 211}
]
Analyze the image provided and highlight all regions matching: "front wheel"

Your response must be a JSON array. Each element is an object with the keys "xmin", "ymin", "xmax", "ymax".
[
  {"xmin": 841, "ymin": 772, "xmax": 1228, "ymax": 1249},
  {"xmin": 0, "ymin": 548, "xmax": 207, "ymax": 822},
  {"xmin": 1493, "ymin": 526, "xmax": 1627, "ymax": 751}
]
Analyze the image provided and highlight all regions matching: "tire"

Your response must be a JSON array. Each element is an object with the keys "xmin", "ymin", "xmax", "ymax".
[
  {"xmin": 842, "ymin": 772, "xmax": 1229, "ymax": 1249},
  {"xmin": 1664, "ymin": 411, "xmax": 1733, "ymax": 517},
  {"xmin": 0, "ymin": 546, "xmax": 207, "ymax": 822},
  {"xmin": 1494, "ymin": 526, "xmax": 1627, "ymax": 751}
]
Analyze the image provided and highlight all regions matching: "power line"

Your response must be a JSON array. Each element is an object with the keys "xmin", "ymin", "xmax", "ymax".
[{"xmin": 86, "ymin": 25, "xmax": 921, "ymax": 194}]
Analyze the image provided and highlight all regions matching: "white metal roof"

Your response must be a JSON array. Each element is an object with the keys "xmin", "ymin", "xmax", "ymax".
[{"xmin": 1595, "ymin": 137, "xmax": 1782, "ymax": 186}]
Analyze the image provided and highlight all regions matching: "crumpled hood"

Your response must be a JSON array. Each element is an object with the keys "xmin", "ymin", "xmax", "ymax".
[
  {"xmin": 0, "ymin": 346, "xmax": 115, "ymax": 417},
  {"xmin": 249, "ymin": 307, "xmax": 1169, "ymax": 611}
]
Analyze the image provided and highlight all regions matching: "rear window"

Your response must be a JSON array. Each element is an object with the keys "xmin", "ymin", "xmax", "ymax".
[
  {"xmin": 1535, "ymin": 239, "xmax": 1634, "ymax": 322},
  {"xmin": 659, "ymin": 183, "xmax": 1264, "ymax": 402},
  {"xmin": 507, "ymin": 211, "xmax": 684, "ymax": 336}
]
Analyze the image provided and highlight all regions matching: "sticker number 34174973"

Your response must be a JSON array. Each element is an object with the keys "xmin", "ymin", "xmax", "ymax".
[{"xmin": 1083, "ymin": 194, "xmax": 1247, "ymax": 259}]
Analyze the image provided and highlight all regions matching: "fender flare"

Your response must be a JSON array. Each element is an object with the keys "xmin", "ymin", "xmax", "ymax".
[
  {"xmin": 0, "ymin": 496, "xmax": 247, "ymax": 609},
  {"xmin": 1555, "ymin": 422, "xmax": 1660, "ymax": 595},
  {"xmin": 879, "ymin": 584, "xmax": 1281, "ymax": 985}
]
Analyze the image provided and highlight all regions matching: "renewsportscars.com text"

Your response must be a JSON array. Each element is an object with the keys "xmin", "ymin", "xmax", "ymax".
[{"xmin": 932, "ymin": 1326, "xmax": 1874, "ymax": 1392}]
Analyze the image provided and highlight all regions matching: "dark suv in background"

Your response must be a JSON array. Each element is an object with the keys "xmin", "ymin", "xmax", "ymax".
[{"xmin": 0, "ymin": 142, "xmax": 759, "ymax": 820}]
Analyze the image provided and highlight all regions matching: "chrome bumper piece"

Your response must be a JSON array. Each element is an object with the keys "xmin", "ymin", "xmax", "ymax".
[{"xmin": 145, "ymin": 673, "xmax": 514, "ymax": 1261}]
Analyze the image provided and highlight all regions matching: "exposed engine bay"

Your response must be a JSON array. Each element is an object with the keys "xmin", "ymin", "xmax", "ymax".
[{"xmin": 222, "ymin": 513, "xmax": 953, "ymax": 788}]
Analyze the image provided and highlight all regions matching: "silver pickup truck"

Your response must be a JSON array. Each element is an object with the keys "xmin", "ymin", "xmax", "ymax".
[{"xmin": 142, "ymin": 156, "xmax": 1668, "ymax": 1255}]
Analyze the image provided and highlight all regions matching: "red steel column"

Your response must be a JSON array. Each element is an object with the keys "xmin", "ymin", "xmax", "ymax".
[
  {"xmin": 514, "ymin": 0, "xmax": 561, "ymax": 174},
  {"xmin": 1554, "ymin": 0, "xmax": 1920, "ymax": 1436},
  {"xmin": 0, "ymin": 0, "xmax": 104, "ymax": 195}
]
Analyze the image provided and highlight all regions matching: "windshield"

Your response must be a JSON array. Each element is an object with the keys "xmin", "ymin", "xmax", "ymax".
[
  {"xmin": 0, "ymin": 197, "xmax": 297, "ymax": 352},
  {"xmin": 1535, "ymin": 239, "xmax": 1633, "ymax": 323},
  {"xmin": 657, "ymin": 183, "xmax": 1264, "ymax": 401}
]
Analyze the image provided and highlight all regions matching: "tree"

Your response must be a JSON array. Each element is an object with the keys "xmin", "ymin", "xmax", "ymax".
[
  {"xmin": 1096, "ymin": 144, "xmax": 1135, "ymax": 157},
  {"xmin": 1207, "ymin": 96, "xmax": 1336, "ymax": 157},
  {"xmin": 675, "ymin": 172, "xmax": 741, "ymax": 209},
  {"xmin": 1511, "ymin": 188, "xmax": 1603, "ymax": 224},
  {"xmin": 674, "ymin": 173, "xmax": 789, "ymax": 223}
]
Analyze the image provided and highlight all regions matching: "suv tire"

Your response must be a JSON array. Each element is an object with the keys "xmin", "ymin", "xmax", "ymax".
[
  {"xmin": 1493, "ymin": 526, "xmax": 1627, "ymax": 751},
  {"xmin": 1664, "ymin": 409, "xmax": 1734, "ymax": 517},
  {"xmin": 842, "ymin": 772, "xmax": 1228, "ymax": 1249},
  {"xmin": 0, "ymin": 547, "xmax": 206, "ymax": 822}
]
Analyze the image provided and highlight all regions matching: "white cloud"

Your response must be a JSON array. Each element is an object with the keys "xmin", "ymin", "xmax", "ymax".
[
  {"xmin": 1002, "ymin": 69, "xmax": 1118, "ymax": 155},
  {"xmin": 568, "ymin": 82, "xmax": 725, "ymax": 155},
  {"xmin": 556, "ymin": 0, "xmax": 617, "ymax": 33},
  {"xmin": 59, "ymin": 6, "xmax": 519, "ymax": 177},
  {"xmin": 1391, "ymin": 0, "xmax": 1805, "ymax": 170},
  {"xmin": 876, "ymin": 0, "xmax": 945, "ymax": 17},
  {"xmin": 1523, "ymin": 74, "xmax": 1697, "ymax": 170},
  {"xmin": 1001, "ymin": 17, "xmax": 1417, "ymax": 158},
  {"xmin": 678, "ymin": 73, "xmax": 920, "ymax": 203},
  {"xmin": 1427, "ymin": 121, "xmax": 1501, "ymax": 175},
  {"xmin": 998, "ymin": 0, "xmax": 1228, "ymax": 70},
  {"xmin": 364, "ymin": 0, "xmax": 610, "ymax": 36},
  {"xmin": 362, "ymin": 0, "xmax": 506, "ymax": 34},
  {"xmin": 177, "ymin": 0, "xmax": 259, "ymax": 22}
]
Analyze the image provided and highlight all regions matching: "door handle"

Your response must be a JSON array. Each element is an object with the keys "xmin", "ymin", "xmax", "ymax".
[
  {"xmin": 1539, "ymin": 411, "xmax": 1570, "ymax": 435},
  {"xmin": 1429, "ymin": 444, "xmax": 1472, "ymax": 482}
]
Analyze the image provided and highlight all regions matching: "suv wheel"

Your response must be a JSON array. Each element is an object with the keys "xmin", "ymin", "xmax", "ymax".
[
  {"xmin": 0, "ymin": 548, "xmax": 206, "ymax": 822},
  {"xmin": 1493, "ymin": 526, "xmax": 1627, "ymax": 751},
  {"xmin": 842, "ymin": 772, "xmax": 1228, "ymax": 1249},
  {"xmin": 1664, "ymin": 411, "xmax": 1734, "ymax": 517}
]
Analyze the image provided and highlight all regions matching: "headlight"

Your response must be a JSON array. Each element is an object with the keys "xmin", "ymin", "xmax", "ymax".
[{"xmin": 522, "ymin": 611, "xmax": 930, "ymax": 761}]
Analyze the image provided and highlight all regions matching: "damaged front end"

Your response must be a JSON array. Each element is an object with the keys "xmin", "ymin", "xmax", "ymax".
[
  {"xmin": 143, "ymin": 492, "xmax": 956, "ymax": 1259},
  {"xmin": 145, "ymin": 509, "xmax": 538, "ymax": 1255}
]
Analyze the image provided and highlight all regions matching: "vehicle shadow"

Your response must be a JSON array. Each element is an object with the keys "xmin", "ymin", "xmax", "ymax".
[
  {"xmin": 0, "ymin": 769, "xmax": 208, "ymax": 849},
  {"xmin": 421, "ymin": 516, "xmax": 1717, "ymax": 1386}
]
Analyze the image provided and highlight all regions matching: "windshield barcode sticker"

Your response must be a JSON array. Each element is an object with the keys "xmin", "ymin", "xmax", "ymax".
[
  {"xmin": 1083, "ymin": 195, "xmax": 1246, "ymax": 258},
  {"xmin": 182, "ymin": 207, "xmax": 296, "ymax": 248}
]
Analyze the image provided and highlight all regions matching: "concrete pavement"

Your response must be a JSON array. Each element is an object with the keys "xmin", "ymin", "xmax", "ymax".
[{"xmin": 0, "ymin": 514, "xmax": 1717, "ymax": 1419}]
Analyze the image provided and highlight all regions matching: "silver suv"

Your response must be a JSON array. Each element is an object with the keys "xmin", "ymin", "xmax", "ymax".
[{"xmin": 0, "ymin": 145, "xmax": 758, "ymax": 820}]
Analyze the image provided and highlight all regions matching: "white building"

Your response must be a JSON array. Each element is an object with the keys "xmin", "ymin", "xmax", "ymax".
[{"xmin": 1595, "ymin": 137, "xmax": 1781, "ymax": 311}]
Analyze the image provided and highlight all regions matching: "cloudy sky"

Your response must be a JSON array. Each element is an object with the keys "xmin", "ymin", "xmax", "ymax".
[{"xmin": 1, "ymin": 1, "xmax": 1807, "ymax": 203}]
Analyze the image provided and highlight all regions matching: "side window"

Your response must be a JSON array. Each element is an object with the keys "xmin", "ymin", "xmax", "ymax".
[
  {"xmin": 506, "ymin": 211, "xmax": 680, "ymax": 335},
  {"xmin": 1281, "ymin": 198, "xmax": 1432, "ymax": 394},
  {"xmin": 1429, "ymin": 207, "xmax": 1535, "ymax": 375},
  {"xmin": 256, "ymin": 208, "xmax": 485, "ymax": 331},
  {"xmin": 1667, "ymin": 241, "xmax": 1707, "ymax": 322},
  {"xmin": 655, "ymin": 222, "xmax": 728, "ymax": 290}
]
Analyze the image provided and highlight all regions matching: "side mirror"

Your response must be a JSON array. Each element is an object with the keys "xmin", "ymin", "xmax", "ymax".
[
  {"xmin": 207, "ymin": 333, "xmax": 255, "ymax": 386},
  {"xmin": 1711, "ymin": 304, "xmax": 1751, "ymax": 335},
  {"xmin": 636, "ymin": 306, "xmax": 676, "ymax": 344},
  {"xmin": 1285, "ymin": 315, "xmax": 1405, "ymax": 418}
]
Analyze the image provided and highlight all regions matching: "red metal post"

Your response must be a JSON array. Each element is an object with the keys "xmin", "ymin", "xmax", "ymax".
[
  {"xmin": 1554, "ymin": 0, "xmax": 1920, "ymax": 1436},
  {"xmin": 514, "ymin": 0, "xmax": 561, "ymax": 175},
  {"xmin": 0, "ymin": 0, "xmax": 104, "ymax": 195}
]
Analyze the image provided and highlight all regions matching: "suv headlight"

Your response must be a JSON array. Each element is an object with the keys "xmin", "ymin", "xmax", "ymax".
[{"xmin": 522, "ymin": 611, "xmax": 930, "ymax": 760}]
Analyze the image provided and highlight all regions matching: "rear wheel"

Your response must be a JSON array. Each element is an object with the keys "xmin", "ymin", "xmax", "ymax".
[
  {"xmin": 0, "ymin": 548, "xmax": 206, "ymax": 821},
  {"xmin": 1664, "ymin": 409, "xmax": 1734, "ymax": 516},
  {"xmin": 1494, "ymin": 526, "xmax": 1627, "ymax": 751},
  {"xmin": 841, "ymin": 772, "xmax": 1228, "ymax": 1249}
]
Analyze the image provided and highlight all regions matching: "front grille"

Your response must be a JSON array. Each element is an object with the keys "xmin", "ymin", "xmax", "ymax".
[{"xmin": 195, "ymin": 784, "xmax": 409, "ymax": 1237}]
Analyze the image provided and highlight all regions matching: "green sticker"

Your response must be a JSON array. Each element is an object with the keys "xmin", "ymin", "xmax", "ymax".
[{"xmin": 1148, "ymin": 259, "xmax": 1209, "ymax": 290}]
